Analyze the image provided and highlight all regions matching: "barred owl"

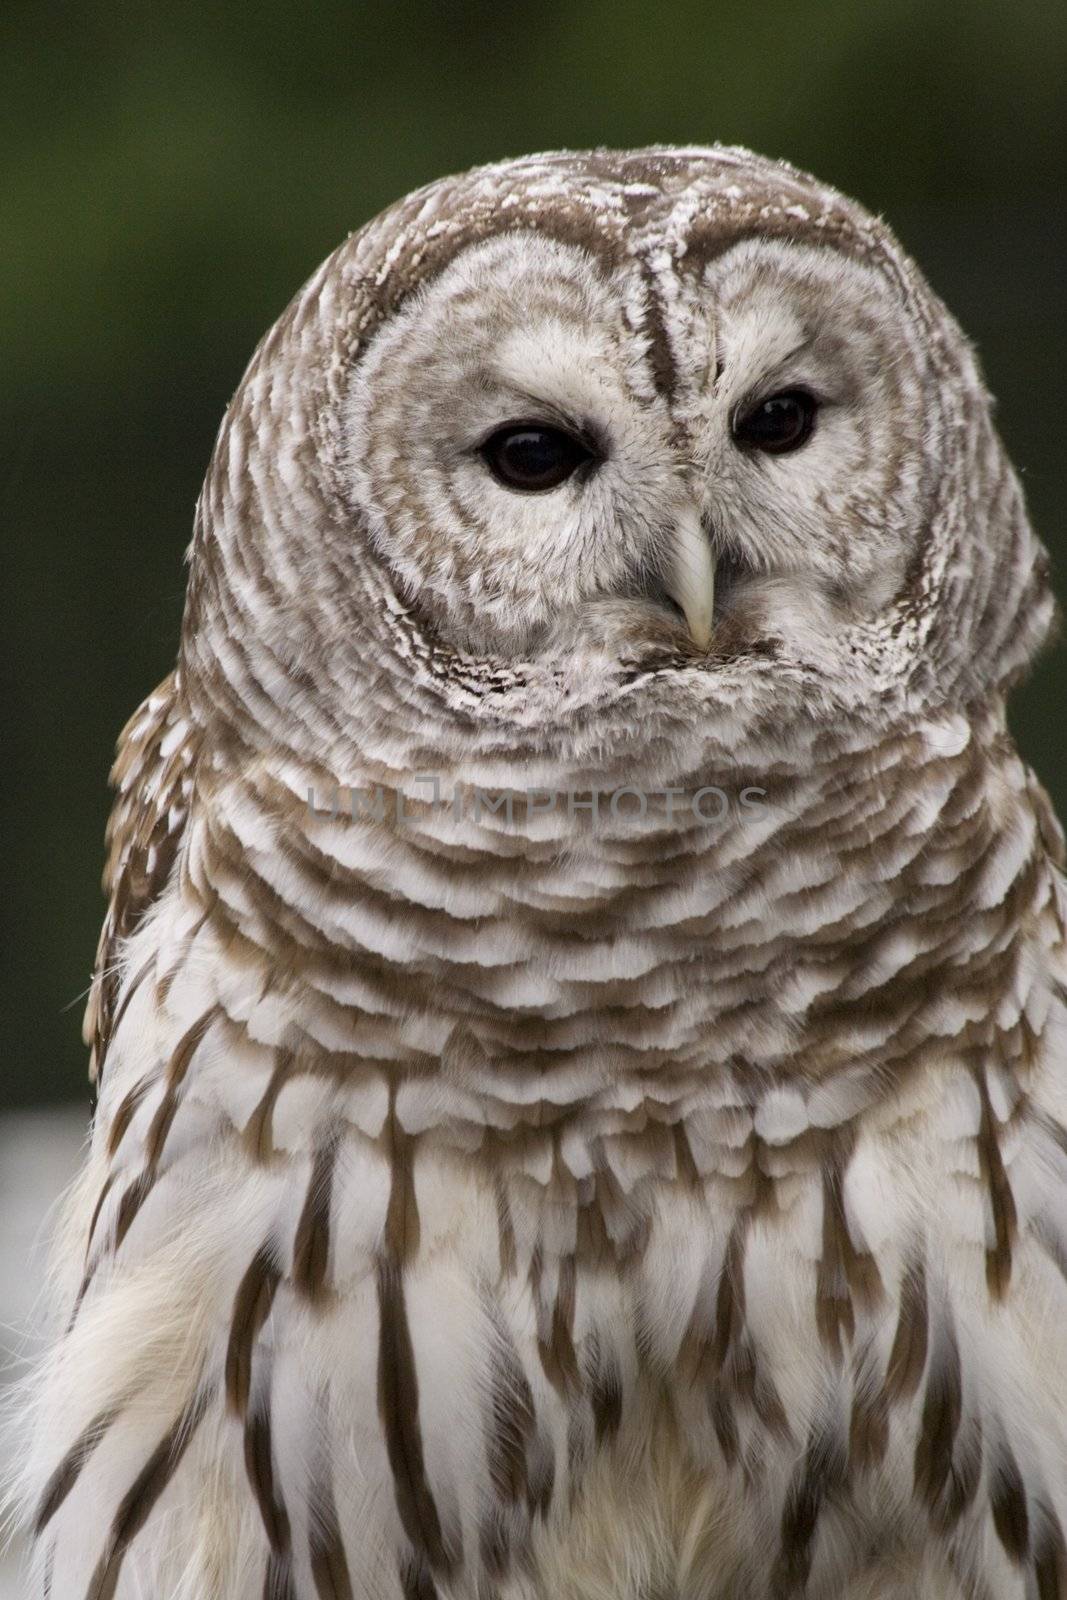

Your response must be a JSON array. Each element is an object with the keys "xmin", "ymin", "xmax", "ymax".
[{"xmin": 12, "ymin": 147, "xmax": 1067, "ymax": 1599}]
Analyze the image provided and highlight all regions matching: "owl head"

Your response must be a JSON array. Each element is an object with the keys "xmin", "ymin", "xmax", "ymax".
[{"xmin": 182, "ymin": 148, "xmax": 1053, "ymax": 776}]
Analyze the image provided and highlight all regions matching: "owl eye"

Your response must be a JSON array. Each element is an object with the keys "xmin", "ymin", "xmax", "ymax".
[
  {"xmin": 732, "ymin": 389, "xmax": 818, "ymax": 455},
  {"xmin": 481, "ymin": 424, "xmax": 594, "ymax": 492}
]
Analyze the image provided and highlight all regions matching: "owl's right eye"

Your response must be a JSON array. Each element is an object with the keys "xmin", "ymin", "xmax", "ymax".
[
  {"xmin": 481, "ymin": 424, "xmax": 594, "ymax": 493},
  {"xmin": 731, "ymin": 389, "xmax": 818, "ymax": 455}
]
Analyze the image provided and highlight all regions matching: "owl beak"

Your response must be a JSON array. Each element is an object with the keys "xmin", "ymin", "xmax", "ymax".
[{"xmin": 664, "ymin": 506, "xmax": 715, "ymax": 648}]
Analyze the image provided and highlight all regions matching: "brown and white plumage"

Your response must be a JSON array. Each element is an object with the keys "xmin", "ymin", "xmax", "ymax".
[{"xmin": 11, "ymin": 146, "xmax": 1067, "ymax": 1598}]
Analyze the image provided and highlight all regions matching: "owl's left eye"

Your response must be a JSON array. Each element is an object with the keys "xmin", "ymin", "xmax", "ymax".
[{"xmin": 481, "ymin": 424, "xmax": 594, "ymax": 492}]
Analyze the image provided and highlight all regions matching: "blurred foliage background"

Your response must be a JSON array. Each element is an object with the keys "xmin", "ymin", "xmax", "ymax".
[{"xmin": 2, "ymin": 0, "xmax": 1065, "ymax": 1108}]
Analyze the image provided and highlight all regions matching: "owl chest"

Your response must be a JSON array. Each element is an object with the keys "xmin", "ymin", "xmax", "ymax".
[{"xmin": 95, "ymin": 875, "xmax": 1067, "ymax": 1597}]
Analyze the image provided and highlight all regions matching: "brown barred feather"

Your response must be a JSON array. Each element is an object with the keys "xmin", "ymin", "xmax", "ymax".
[
  {"xmin": 772, "ymin": 1417, "xmax": 848, "ymax": 1596},
  {"xmin": 1033, "ymin": 1509, "xmax": 1067, "ymax": 1600},
  {"xmin": 677, "ymin": 1260, "xmax": 720, "ymax": 1389},
  {"xmin": 847, "ymin": 1339, "xmax": 889, "ymax": 1474},
  {"xmin": 990, "ymin": 1439, "xmax": 1030, "ymax": 1563},
  {"xmin": 815, "ymin": 1137, "xmax": 885, "ymax": 1362},
  {"xmin": 708, "ymin": 1388, "xmax": 740, "ymax": 1468},
  {"xmin": 884, "ymin": 1256, "xmax": 930, "ymax": 1405},
  {"xmin": 244, "ymin": 1050, "xmax": 295, "ymax": 1163},
  {"xmin": 292, "ymin": 1141, "xmax": 338, "ymax": 1303},
  {"xmin": 307, "ymin": 1472, "xmax": 355, "ymax": 1600},
  {"xmin": 929, "ymin": 1414, "xmax": 983, "ymax": 1537},
  {"xmin": 399, "ymin": 1556, "xmax": 439, "ymax": 1600},
  {"xmin": 538, "ymin": 1252, "xmax": 580, "ymax": 1400},
  {"xmin": 493, "ymin": 1175, "xmax": 517, "ymax": 1280},
  {"xmin": 383, "ymin": 1105, "xmax": 420, "ymax": 1266},
  {"xmin": 265, "ymin": 1552, "xmax": 297, "ymax": 1600},
  {"xmin": 34, "ymin": 1405, "xmax": 122, "ymax": 1535},
  {"xmin": 225, "ymin": 1246, "xmax": 281, "ymax": 1416},
  {"xmin": 83, "ymin": 1170, "xmax": 116, "ymax": 1258},
  {"xmin": 102, "ymin": 1005, "xmax": 223, "ymax": 1261},
  {"xmin": 973, "ymin": 1066, "xmax": 1018, "ymax": 1299},
  {"xmin": 112, "ymin": 1171, "xmax": 153, "ymax": 1253},
  {"xmin": 478, "ymin": 1509, "xmax": 511, "ymax": 1582},
  {"xmin": 712, "ymin": 1223, "xmax": 748, "ymax": 1374},
  {"xmin": 376, "ymin": 1259, "xmax": 454, "ymax": 1579},
  {"xmin": 105, "ymin": 1075, "xmax": 154, "ymax": 1159},
  {"xmin": 587, "ymin": 1331, "xmax": 623, "ymax": 1446},
  {"xmin": 913, "ymin": 1319, "xmax": 964, "ymax": 1515},
  {"xmin": 85, "ymin": 1385, "xmax": 211, "ymax": 1600},
  {"xmin": 83, "ymin": 672, "xmax": 199, "ymax": 1084},
  {"xmin": 484, "ymin": 1311, "xmax": 537, "ymax": 1508},
  {"xmin": 143, "ymin": 1004, "xmax": 223, "ymax": 1166},
  {"xmin": 245, "ymin": 1390, "xmax": 292, "ymax": 1557}
]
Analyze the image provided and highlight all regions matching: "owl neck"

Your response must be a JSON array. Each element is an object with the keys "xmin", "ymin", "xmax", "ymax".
[{"xmin": 175, "ymin": 682, "xmax": 1066, "ymax": 1164}]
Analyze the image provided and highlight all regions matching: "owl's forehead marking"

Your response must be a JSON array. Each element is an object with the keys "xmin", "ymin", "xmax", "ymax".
[
  {"xmin": 348, "ymin": 152, "xmax": 894, "ymax": 418},
  {"xmin": 317, "ymin": 148, "xmax": 901, "ymax": 437},
  {"xmin": 632, "ymin": 255, "xmax": 680, "ymax": 401}
]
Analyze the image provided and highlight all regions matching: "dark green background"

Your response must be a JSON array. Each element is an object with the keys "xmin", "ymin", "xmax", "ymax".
[{"xmin": 3, "ymin": 1, "xmax": 1065, "ymax": 1108}]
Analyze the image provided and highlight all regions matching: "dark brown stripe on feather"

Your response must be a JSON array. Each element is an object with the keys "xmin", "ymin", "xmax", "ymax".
[
  {"xmin": 143, "ymin": 1004, "xmax": 223, "ymax": 1168},
  {"xmin": 84, "ymin": 1172, "xmax": 117, "ymax": 1258},
  {"xmin": 933, "ymin": 1413, "xmax": 982, "ymax": 1534},
  {"xmin": 537, "ymin": 1253, "xmax": 580, "ymax": 1399},
  {"xmin": 528, "ymin": 1433, "xmax": 556, "ymax": 1519},
  {"xmin": 376, "ymin": 1258, "xmax": 453, "ymax": 1577},
  {"xmin": 96, "ymin": 954, "xmax": 154, "ymax": 1086},
  {"xmin": 990, "ymin": 1440, "xmax": 1029, "ymax": 1563},
  {"xmin": 709, "ymin": 1386, "xmax": 739, "ymax": 1467},
  {"xmin": 636, "ymin": 260, "xmax": 679, "ymax": 399},
  {"xmin": 773, "ymin": 1417, "xmax": 847, "ymax": 1595},
  {"xmin": 85, "ymin": 1384, "xmax": 211, "ymax": 1600},
  {"xmin": 66, "ymin": 1269, "xmax": 93, "ymax": 1333},
  {"xmin": 384, "ymin": 1102, "xmax": 420, "ymax": 1264},
  {"xmin": 973, "ymin": 1066, "xmax": 1017, "ymax": 1299},
  {"xmin": 679, "ymin": 1226, "xmax": 759, "ymax": 1467},
  {"xmin": 914, "ymin": 1319, "xmax": 962, "ymax": 1507},
  {"xmin": 733, "ymin": 1333, "xmax": 790, "ymax": 1443},
  {"xmin": 226, "ymin": 1245, "xmax": 280, "ymax": 1414},
  {"xmin": 848, "ymin": 1358, "xmax": 888, "ymax": 1474},
  {"xmin": 677, "ymin": 1259, "xmax": 719, "ymax": 1388},
  {"xmin": 713, "ymin": 1225, "xmax": 747, "ymax": 1373},
  {"xmin": 494, "ymin": 1176, "xmax": 517, "ymax": 1279},
  {"xmin": 588, "ymin": 1332, "xmax": 623, "ymax": 1445},
  {"xmin": 485, "ymin": 1313, "xmax": 536, "ymax": 1507},
  {"xmin": 399, "ymin": 1555, "xmax": 439, "ymax": 1600},
  {"xmin": 308, "ymin": 1464, "xmax": 354, "ymax": 1600},
  {"xmin": 1033, "ymin": 1507, "xmax": 1067, "ymax": 1600},
  {"xmin": 244, "ymin": 1050, "xmax": 293, "ymax": 1162},
  {"xmin": 113, "ymin": 1171, "xmax": 154, "ymax": 1251},
  {"xmin": 34, "ymin": 1404, "xmax": 122, "ymax": 1533},
  {"xmin": 245, "ymin": 1392, "xmax": 292, "ymax": 1555},
  {"xmin": 264, "ymin": 1552, "xmax": 297, "ymax": 1600},
  {"xmin": 816, "ymin": 1137, "xmax": 884, "ymax": 1361},
  {"xmin": 914, "ymin": 1316, "xmax": 977, "ymax": 1532},
  {"xmin": 107, "ymin": 1007, "xmax": 223, "ymax": 1259},
  {"xmin": 480, "ymin": 1508, "xmax": 511, "ymax": 1580},
  {"xmin": 106, "ymin": 1076, "xmax": 153, "ymax": 1157},
  {"xmin": 292, "ymin": 1140, "xmax": 337, "ymax": 1301},
  {"xmin": 884, "ymin": 1255, "xmax": 929, "ymax": 1404}
]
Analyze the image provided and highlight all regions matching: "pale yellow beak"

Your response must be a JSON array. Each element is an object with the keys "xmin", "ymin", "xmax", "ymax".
[{"xmin": 664, "ymin": 506, "xmax": 715, "ymax": 648}]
